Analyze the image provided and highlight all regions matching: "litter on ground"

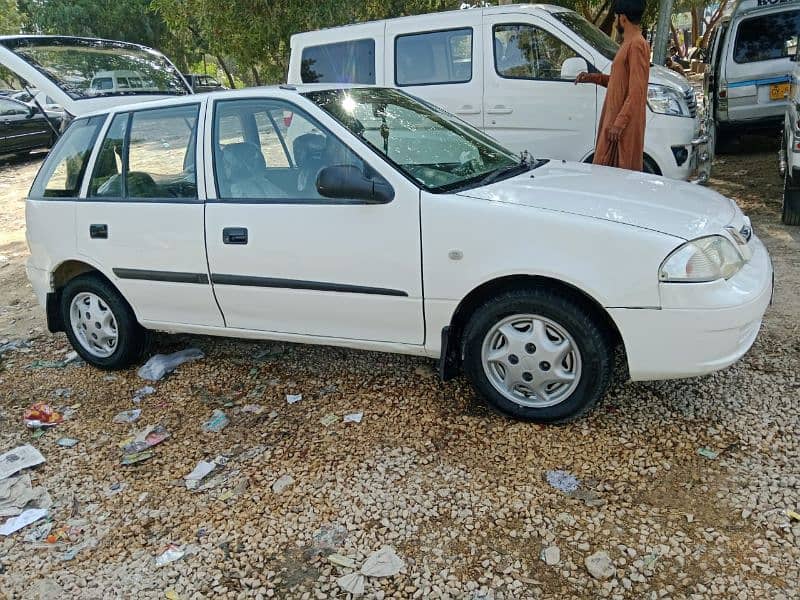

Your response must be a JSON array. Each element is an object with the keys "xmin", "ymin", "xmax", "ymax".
[
  {"xmin": 138, "ymin": 349, "xmax": 204, "ymax": 381},
  {"xmin": 0, "ymin": 508, "xmax": 48, "ymax": 536},
  {"xmin": 545, "ymin": 469, "xmax": 580, "ymax": 493},
  {"xmin": 286, "ymin": 394, "xmax": 302, "ymax": 404},
  {"xmin": 698, "ymin": 447, "xmax": 720, "ymax": 459},
  {"xmin": 23, "ymin": 403, "xmax": 63, "ymax": 429},
  {"xmin": 113, "ymin": 409, "xmax": 142, "ymax": 424},
  {"xmin": 202, "ymin": 410, "xmax": 229, "ymax": 433},
  {"xmin": 0, "ymin": 445, "xmax": 45, "ymax": 480},
  {"xmin": 120, "ymin": 425, "xmax": 170, "ymax": 454},
  {"xmin": 344, "ymin": 412, "xmax": 363, "ymax": 424},
  {"xmin": 120, "ymin": 451, "xmax": 154, "ymax": 466},
  {"xmin": 56, "ymin": 438, "xmax": 79, "ymax": 448},
  {"xmin": 155, "ymin": 543, "xmax": 185, "ymax": 567}
]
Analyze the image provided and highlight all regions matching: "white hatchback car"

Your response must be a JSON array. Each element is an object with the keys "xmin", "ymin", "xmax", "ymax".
[{"xmin": 8, "ymin": 44, "xmax": 773, "ymax": 423}]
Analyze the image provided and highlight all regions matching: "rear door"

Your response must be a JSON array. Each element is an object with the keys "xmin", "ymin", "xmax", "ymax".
[
  {"xmin": 724, "ymin": 7, "xmax": 800, "ymax": 123},
  {"xmin": 74, "ymin": 102, "xmax": 223, "ymax": 327},
  {"xmin": 0, "ymin": 98, "xmax": 36, "ymax": 152},
  {"xmin": 386, "ymin": 12, "xmax": 484, "ymax": 129},
  {"xmin": 482, "ymin": 12, "xmax": 597, "ymax": 161}
]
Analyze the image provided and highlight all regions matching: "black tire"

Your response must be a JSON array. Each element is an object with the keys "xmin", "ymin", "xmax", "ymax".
[
  {"xmin": 783, "ymin": 168, "xmax": 800, "ymax": 226},
  {"xmin": 61, "ymin": 274, "xmax": 147, "ymax": 369},
  {"xmin": 642, "ymin": 156, "xmax": 660, "ymax": 175},
  {"xmin": 461, "ymin": 288, "xmax": 613, "ymax": 423}
]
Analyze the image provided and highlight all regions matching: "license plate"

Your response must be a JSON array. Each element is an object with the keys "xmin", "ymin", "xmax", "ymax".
[{"xmin": 770, "ymin": 82, "xmax": 790, "ymax": 101}]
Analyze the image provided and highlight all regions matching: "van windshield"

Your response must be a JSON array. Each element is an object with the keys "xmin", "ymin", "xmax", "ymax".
[
  {"xmin": 551, "ymin": 11, "xmax": 619, "ymax": 62},
  {"xmin": 0, "ymin": 37, "xmax": 190, "ymax": 99},
  {"xmin": 305, "ymin": 88, "xmax": 527, "ymax": 193}
]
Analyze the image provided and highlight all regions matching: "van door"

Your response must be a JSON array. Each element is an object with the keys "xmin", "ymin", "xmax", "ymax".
[
  {"xmin": 75, "ymin": 102, "xmax": 224, "ymax": 328},
  {"xmin": 386, "ymin": 12, "xmax": 484, "ymax": 129},
  {"xmin": 482, "ymin": 13, "xmax": 597, "ymax": 161}
]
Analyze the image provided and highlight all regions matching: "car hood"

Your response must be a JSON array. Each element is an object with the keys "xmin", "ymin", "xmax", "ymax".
[{"xmin": 456, "ymin": 161, "xmax": 737, "ymax": 240}]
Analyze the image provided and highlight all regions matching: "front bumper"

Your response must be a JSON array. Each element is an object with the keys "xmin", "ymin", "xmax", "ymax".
[
  {"xmin": 609, "ymin": 234, "xmax": 773, "ymax": 381},
  {"xmin": 646, "ymin": 114, "xmax": 712, "ymax": 183}
]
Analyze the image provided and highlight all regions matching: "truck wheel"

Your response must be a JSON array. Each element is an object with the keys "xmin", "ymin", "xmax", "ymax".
[
  {"xmin": 783, "ymin": 168, "xmax": 800, "ymax": 226},
  {"xmin": 61, "ymin": 274, "xmax": 147, "ymax": 369},
  {"xmin": 461, "ymin": 288, "xmax": 613, "ymax": 423}
]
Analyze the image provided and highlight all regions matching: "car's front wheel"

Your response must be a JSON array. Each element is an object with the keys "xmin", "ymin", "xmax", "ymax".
[
  {"xmin": 61, "ymin": 274, "xmax": 147, "ymax": 369},
  {"xmin": 783, "ymin": 165, "xmax": 800, "ymax": 226},
  {"xmin": 461, "ymin": 288, "xmax": 613, "ymax": 423}
]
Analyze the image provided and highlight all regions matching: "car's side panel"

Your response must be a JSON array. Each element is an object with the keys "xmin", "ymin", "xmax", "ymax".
[{"xmin": 419, "ymin": 190, "xmax": 681, "ymax": 355}]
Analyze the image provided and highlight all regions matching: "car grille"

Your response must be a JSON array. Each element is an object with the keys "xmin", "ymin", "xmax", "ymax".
[{"xmin": 684, "ymin": 88, "xmax": 697, "ymax": 118}]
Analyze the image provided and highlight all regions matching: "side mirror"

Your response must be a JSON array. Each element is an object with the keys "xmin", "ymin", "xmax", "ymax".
[
  {"xmin": 561, "ymin": 57, "xmax": 589, "ymax": 81},
  {"xmin": 316, "ymin": 165, "xmax": 394, "ymax": 204}
]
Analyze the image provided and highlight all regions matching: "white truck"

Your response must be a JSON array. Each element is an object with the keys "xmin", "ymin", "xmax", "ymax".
[{"xmin": 289, "ymin": 3, "xmax": 712, "ymax": 181}]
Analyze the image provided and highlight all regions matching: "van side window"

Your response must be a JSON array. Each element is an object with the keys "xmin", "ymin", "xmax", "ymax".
[
  {"xmin": 733, "ymin": 10, "xmax": 800, "ymax": 63},
  {"xmin": 494, "ymin": 24, "xmax": 579, "ymax": 81},
  {"xmin": 127, "ymin": 105, "xmax": 199, "ymax": 199},
  {"xmin": 301, "ymin": 39, "xmax": 376, "ymax": 84},
  {"xmin": 29, "ymin": 115, "xmax": 105, "ymax": 198},
  {"xmin": 212, "ymin": 98, "xmax": 370, "ymax": 202},
  {"xmin": 395, "ymin": 28, "xmax": 472, "ymax": 86}
]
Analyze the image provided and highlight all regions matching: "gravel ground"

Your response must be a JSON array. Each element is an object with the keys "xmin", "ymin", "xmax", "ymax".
[{"xmin": 0, "ymin": 135, "xmax": 799, "ymax": 600}]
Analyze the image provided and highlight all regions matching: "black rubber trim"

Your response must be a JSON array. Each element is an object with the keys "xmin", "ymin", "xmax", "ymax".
[
  {"xmin": 210, "ymin": 274, "xmax": 407, "ymax": 297},
  {"xmin": 113, "ymin": 268, "xmax": 209, "ymax": 284}
]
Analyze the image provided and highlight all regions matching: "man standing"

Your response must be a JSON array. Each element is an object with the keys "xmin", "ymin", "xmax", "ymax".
[{"xmin": 576, "ymin": 0, "xmax": 649, "ymax": 171}]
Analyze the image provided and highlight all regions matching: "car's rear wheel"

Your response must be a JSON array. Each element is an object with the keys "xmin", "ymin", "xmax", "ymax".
[
  {"xmin": 61, "ymin": 274, "xmax": 147, "ymax": 369},
  {"xmin": 461, "ymin": 288, "xmax": 613, "ymax": 423},
  {"xmin": 783, "ymin": 167, "xmax": 800, "ymax": 226}
]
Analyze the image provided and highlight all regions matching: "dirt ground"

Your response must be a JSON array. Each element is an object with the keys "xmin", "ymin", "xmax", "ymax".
[{"xmin": 0, "ymin": 137, "xmax": 798, "ymax": 599}]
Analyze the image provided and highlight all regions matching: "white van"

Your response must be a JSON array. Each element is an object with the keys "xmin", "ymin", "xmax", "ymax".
[
  {"xmin": 89, "ymin": 70, "xmax": 158, "ymax": 94},
  {"xmin": 288, "ymin": 4, "xmax": 711, "ymax": 182},
  {"xmin": 704, "ymin": 0, "xmax": 800, "ymax": 148}
]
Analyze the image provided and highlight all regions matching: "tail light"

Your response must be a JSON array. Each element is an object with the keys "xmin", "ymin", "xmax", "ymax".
[{"xmin": 718, "ymin": 88, "xmax": 727, "ymax": 99}]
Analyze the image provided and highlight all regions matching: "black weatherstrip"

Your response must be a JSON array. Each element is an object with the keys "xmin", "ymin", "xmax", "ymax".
[
  {"xmin": 211, "ymin": 274, "xmax": 407, "ymax": 297},
  {"xmin": 113, "ymin": 268, "xmax": 209, "ymax": 284}
]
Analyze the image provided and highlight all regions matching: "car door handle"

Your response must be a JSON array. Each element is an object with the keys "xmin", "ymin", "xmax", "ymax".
[
  {"xmin": 487, "ymin": 106, "xmax": 513, "ymax": 115},
  {"xmin": 454, "ymin": 105, "xmax": 481, "ymax": 115},
  {"xmin": 89, "ymin": 224, "xmax": 108, "ymax": 239},
  {"xmin": 222, "ymin": 227, "xmax": 248, "ymax": 245}
]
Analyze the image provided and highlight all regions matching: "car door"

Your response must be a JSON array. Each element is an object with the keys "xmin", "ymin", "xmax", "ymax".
[
  {"xmin": 203, "ymin": 95, "xmax": 424, "ymax": 344},
  {"xmin": 482, "ymin": 14, "xmax": 597, "ymax": 161},
  {"xmin": 75, "ymin": 102, "xmax": 224, "ymax": 327},
  {"xmin": 386, "ymin": 12, "xmax": 484, "ymax": 129},
  {"xmin": 0, "ymin": 97, "xmax": 41, "ymax": 152}
]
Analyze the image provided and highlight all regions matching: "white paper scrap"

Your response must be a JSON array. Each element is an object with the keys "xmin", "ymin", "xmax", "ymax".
[
  {"xmin": 0, "ymin": 508, "xmax": 47, "ymax": 536},
  {"xmin": 343, "ymin": 412, "xmax": 363, "ymax": 424},
  {"xmin": 0, "ymin": 445, "xmax": 45, "ymax": 480},
  {"xmin": 286, "ymin": 394, "xmax": 302, "ymax": 404}
]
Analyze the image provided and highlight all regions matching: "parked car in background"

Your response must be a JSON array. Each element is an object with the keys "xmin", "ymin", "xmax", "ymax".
[
  {"xmin": 289, "ymin": 4, "xmax": 711, "ymax": 182},
  {"xmin": 779, "ymin": 39, "xmax": 800, "ymax": 225},
  {"xmin": 704, "ymin": 0, "xmax": 800, "ymax": 152},
  {"xmin": 89, "ymin": 70, "xmax": 159, "ymax": 95},
  {"xmin": 10, "ymin": 89, "xmax": 63, "ymax": 114},
  {"xmin": 0, "ymin": 33, "xmax": 773, "ymax": 422},
  {"xmin": 0, "ymin": 95, "xmax": 59, "ymax": 157},
  {"xmin": 183, "ymin": 74, "xmax": 227, "ymax": 93}
]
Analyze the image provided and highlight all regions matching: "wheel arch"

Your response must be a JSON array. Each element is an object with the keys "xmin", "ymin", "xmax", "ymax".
[
  {"xmin": 439, "ymin": 274, "xmax": 625, "ymax": 380},
  {"xmin": 582, "ymin": 152, "xmax": 662, "ymax": 175},
  {"xmin": 46, "ymin": 259, "xmax": 128, "ymax": 333}
]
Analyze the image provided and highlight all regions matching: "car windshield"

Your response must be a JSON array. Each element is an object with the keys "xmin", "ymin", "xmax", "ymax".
[
  {"xmin": 0, "ymin": 38, "xmax": 190, "ymax": 100},
  {"xmin": 304, "ymin": 88, "xmax": 526, "ymax": 192},
  {"xmin": 552, "ymin": 11, "xmax": 619, "ymax": 62}
]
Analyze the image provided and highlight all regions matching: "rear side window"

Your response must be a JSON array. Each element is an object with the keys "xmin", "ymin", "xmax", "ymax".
[
  {"xmin": 733, "ymin": 10, "xmax": 800, "ymax": 63},
  {"xmin": 88, "ymin": 104, "xmax": 200, "ymax": 200},
  {"xmin": 29, "ymin": 116, "xmax": 105, "ymax": 198},
  {"xmin": 301, "ymin": 39, "xmax": 376, "ymax": 84},
  {"xmin": 395, "ymin": 28, "xmax": 472, "ymax": 86}
]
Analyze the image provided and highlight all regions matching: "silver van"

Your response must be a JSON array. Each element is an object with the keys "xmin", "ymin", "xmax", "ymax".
[{"xmin": 705, "ymin": 0, "xmax": 800, "ymax": 149}]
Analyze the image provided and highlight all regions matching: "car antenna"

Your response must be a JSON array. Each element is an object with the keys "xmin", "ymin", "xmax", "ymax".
[{"xmin": 23, "ymin": 84, "xmax": 61, "ymax": 140}]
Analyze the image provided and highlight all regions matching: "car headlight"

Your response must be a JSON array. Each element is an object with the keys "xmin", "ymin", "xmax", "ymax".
[
  {"xmin": 659, "ymin": 235, "xmax": 745, "ymax": 282},
  {"xmin": 647, "ymin": 84, "xmax": 690, "ymax": 117}
]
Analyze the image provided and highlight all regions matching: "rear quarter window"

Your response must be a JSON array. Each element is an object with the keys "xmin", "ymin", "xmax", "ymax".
[
  {"xmin": 29, "ymin": 115, "xmax": 106, "ymax": 198},
  {"xmin": 301, "ymin": 39, "xmax": 376, "ymax": 84}
]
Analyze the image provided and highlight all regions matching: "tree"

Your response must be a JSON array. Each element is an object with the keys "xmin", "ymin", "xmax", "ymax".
[{"xmin": 0, "ymin": 0, "xmax": 23, "ymax": 35}]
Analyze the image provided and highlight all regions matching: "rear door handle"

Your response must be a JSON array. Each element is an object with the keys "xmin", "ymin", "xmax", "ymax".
[
  {"xmin": 487, "ymin": 106, "xmax": 514, "ymax": 115},
  {"xmin": 222, "ymin": 227, "xmax": 248, "ymax": 245},
  {"xmin": 89, "ymin": 224, "xmax": 107, "ymax": 239}
]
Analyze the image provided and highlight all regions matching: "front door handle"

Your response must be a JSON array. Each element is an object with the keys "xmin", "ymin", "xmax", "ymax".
[
  {"xmin": 89, "ymin": 224, "xmax": 108, "ymax": 239},
  {"xmin": 487, "ymin": 106, "xmax": 514, "ymax": 115},
  {"xmin": 454, "ymin": 104, "xmax": 481, "ymax": 115},
  {"xmin": 222, "ymin": 227, "xmax": 248, "ymax": 245}
]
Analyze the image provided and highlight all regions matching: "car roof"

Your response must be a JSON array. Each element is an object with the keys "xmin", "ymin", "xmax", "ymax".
[{"xmin": 74, "ymin": 83, "xmax": 378, "ymax": 119}]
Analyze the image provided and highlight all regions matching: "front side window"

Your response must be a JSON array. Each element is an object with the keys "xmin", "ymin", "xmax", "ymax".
[
  {"xmin": 88, "ymin": 105, "xmax": 199, "ymax": 199},
  {"xmin": 551, "ymin": 11, "xmax": 618, "ymax": 62},
  {"xmin": 395, "ymin": 28, "xmax": 473, "ymax": 86},
  {"xmin": 29, "ymin": 116, "xmax": 105, "ymax": 198},
  {"xmin": 495, "ymin": 24, "xmax": 579, "ymax": 80},
  {"xmin": 306, "ymin": 88, "xmax": 522, "ymax": 192},
  {"xmin": 212, "ymin": 98, "xmax": 370, "ymax": 201},
  {"xmin": 733, "ymin": 10, "xmax": 800, "ymax": 63},
  {"xmin": 301, "ymin": 39, "xmax": 376, "ymax": 84}
]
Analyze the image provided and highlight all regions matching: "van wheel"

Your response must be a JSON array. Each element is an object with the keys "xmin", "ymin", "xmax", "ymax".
[
  {"xmin": 61, "ymin": 274, "xmax": 147, "ymax": 369},
  {"xmin": 461, "ymin": 288, "xmax": 613, "ymax": 423},
  {"xmin": 783, "ymin": 168, "xmax": 800, "ymax": 226}
]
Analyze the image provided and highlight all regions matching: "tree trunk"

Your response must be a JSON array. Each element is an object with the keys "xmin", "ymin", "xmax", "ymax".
[
  {"xmin": 670, "ymin": 23, "xmax": 682, "ymax": 56},
  {"xmin": 216, "ymin": 54, "xmax": 235, "ymax": 89},
  {"xmin": 251, "ymin": 65, "xmax": 261, "ymax": 87},
  {"xmin": 699, "ymin": 0, "xmax": 729, "ymax": 49},
  {"xmin": 598, "ymin": 6, "xmax": 616, "ymax": 36}
]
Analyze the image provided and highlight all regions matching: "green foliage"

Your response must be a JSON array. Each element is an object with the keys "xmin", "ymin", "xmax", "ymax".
[{"xmin": 0, "ymin": 0, "xmax": 23, "ymax": 35}]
